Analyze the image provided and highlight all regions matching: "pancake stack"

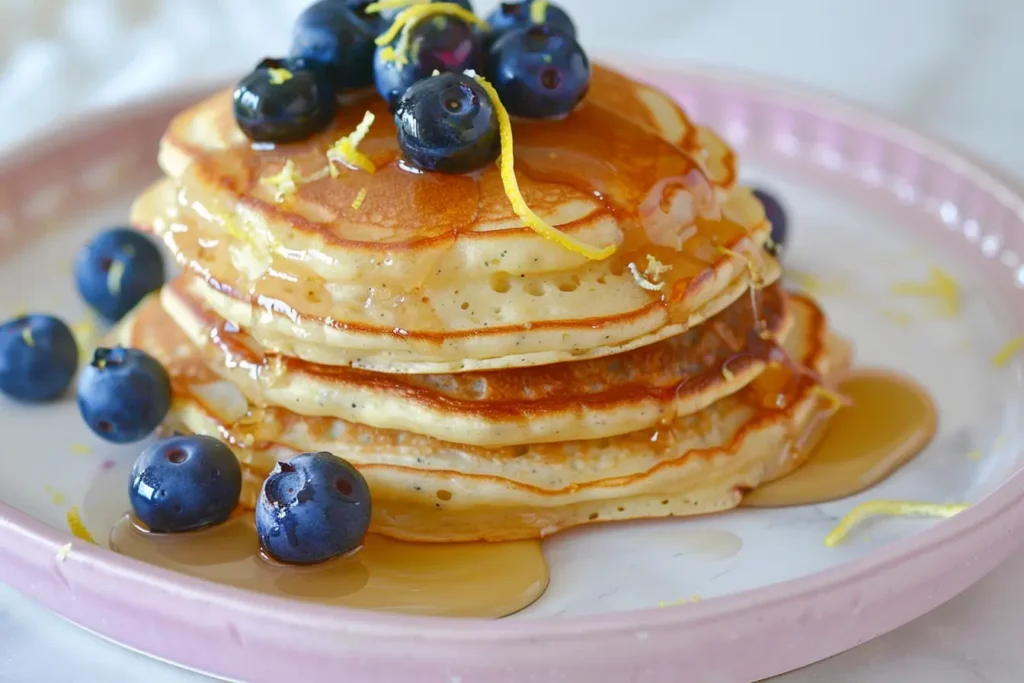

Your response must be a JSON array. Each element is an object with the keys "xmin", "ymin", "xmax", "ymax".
[{"xmin": 126, "ymin": 64, "xmax": 850, "ymax": 542}]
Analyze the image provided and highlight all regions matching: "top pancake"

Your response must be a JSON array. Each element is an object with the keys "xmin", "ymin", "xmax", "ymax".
[
  {"xmin": 134, "ymin": 63, "xmax": 771, "ymax": 371},
  {"xmin": 150, "ymin": 64, "xmax": 743, "ymax": 284}
]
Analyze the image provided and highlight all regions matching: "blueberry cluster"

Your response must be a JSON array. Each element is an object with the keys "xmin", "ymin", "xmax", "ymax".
[
  {"xmin": 2, "ymin": 231, "xmax": 371, "ymax": 564},
  {"xmin": 0, "ymin": 227, "xmax": 165, "ymax": 405},
  {"xmin": 127, "ymin": 437, "xmax": 371, "ymax": 565},
  {"xmin": 234, "ymin": 0, "xmax": 590, "ymax": 173}
]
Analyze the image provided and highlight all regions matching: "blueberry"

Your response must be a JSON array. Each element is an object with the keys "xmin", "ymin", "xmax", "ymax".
[
  {"xmin": 129, "ymin": 436, "xmax": 242, "ymax": 533},
  {"xmin": 78, "ymin": 347, "xmax": 171, "ymax": 444},
  {"xmin": 256, "ymin": 452, "xmax": 371, "ymax": 565},
  {"xmin": 395, "ymin": 73, "xmax": 500, "ymax": 173},
  {"xmin": 234, "ymin": 58, "xmax": 338, "ymax": 144},
  {"xmin": 486, "ymin": 25, "xmax": 589, "ymax": 119},
  {"xmin": 290, "ymin": 0, "xmax": 379, "ymax": 90},
  {"xmin": 752, "ymin": 188, "xmax": 788, "ymax": 256},
  {"xmin": 373, "ymin": 14, "xmax": 483, "ymax": 108},
  {"xmin": 0, "ymin": 315, "xmax": 78, "ymax": 402},
  {"xmin": 485, "ymin": 1, "xmax": 576, "ymax": 41},
  {"xmin": 75, "ymin": 228, "xmax": 165, "ymax": 324}
]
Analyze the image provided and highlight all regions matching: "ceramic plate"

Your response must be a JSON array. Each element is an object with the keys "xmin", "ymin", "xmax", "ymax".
[{"xmin": 1, "ymin": 66, "xmax": 1023, "ymax": 683}]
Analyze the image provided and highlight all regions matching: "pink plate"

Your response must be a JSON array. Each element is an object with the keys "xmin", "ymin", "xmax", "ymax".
[{"xmin": 2, "ymin": 65, "xmax": 1024, "ymax": 683}]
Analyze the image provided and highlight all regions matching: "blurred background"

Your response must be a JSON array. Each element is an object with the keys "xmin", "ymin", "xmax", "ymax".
[{"xmin": 1, "ymin": 0, "xmax": 1022, "ymax": 173}]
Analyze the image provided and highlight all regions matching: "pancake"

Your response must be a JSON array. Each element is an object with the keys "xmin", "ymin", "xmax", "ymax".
[
  {"xmin": 153, "ymin": 276, "xmax": 791, "ymax": 447},
  {"xmin": 587, "ymin": 65, "xmax": 736, "ymax": 190},
  {"xmin": 147, "ymin": 66, "xmax": 745, "ymax": 286},
  {"xmin": 132, "ymin": 64, "xmax": 774, "ymax": 372},
  {"xmin": 116, "ymin": 292, "xmax": 850, "ymax": 543}
]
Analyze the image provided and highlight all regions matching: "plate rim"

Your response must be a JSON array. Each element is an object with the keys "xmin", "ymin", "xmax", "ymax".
[{"xmin": 2, "ymin": 63, "xmax": 1024, "ymax": 679}]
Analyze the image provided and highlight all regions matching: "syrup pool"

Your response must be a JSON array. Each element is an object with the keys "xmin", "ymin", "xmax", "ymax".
[
  {"xmin": 109, "ymin": 515, "xmax": 548, "ymax": 618},
  {"xmin": 100, "ymin": 369, "xmax": 938, "ymax": 619},
  {"xmin": 743, "ymin": 369, "xmax": 938, "ymax": 507}
]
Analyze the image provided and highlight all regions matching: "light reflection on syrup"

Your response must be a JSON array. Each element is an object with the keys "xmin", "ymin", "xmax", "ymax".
[{"xmin": 109, "ymin": 515, "xmax": 549, "ymax": 618}]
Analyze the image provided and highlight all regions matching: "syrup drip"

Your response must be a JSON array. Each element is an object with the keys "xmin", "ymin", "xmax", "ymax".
[
  {"xmin": 109, "ymin": 515, "xmax": 549, "ymax": 618},
  {"xmin": 742, "ymin": 370, "xmax": 938, "ymax": 507}
]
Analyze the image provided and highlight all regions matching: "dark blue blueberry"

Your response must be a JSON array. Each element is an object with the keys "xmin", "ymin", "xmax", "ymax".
[
  {"xmin": 290, "ymin": 0, "xmax": 379, "ymax": 90},
  {"xmin": 485, "ymin": 1, "xmax": 576, "ymax": 41},
  {"xmin": 0, "ymin": 315, "xmax": 78, "ymax": 402},
  {"xmin": 752, "ymin": 188, "xmax": 788, "ymax": 256},
  {"xmin": 129, "ymin": 435, "xmax": 242, "ymax": 533},
  {"xmin": 374, "ymin": 15, "xmax": 483, "ymax": 108},
  {"xmin": 234, "ymin": 58, "xmax": 338, "ymax": 144},
  {"xmin": 77, "ymin": 347, "xmax": 171, "ymax": 444},
  {"xmin": 486, "ymin": 25, "xmax": 589, "ymax": 119},
  {"xmin": 75, "ymin": 228, "xmax": 165, "ymax": 324},
  {"xmin": 394, "ymin": 72, "xmax": 500, "ymax": 173},
  {"xmin": 256, "ymin": 452, "xmax": 371, "ymax": 565}
]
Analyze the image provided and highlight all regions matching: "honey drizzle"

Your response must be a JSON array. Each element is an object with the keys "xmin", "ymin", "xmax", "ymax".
[
  {"xmin": 109, "ymin": 516, "xmax": 548, "ymax": 618},
  {"xmin": 742, "ymin": 370, "xmax": 938, "ymax": 507},
  {"xmin": 151, "ymin": 72, "xmax": 765, "ymax": 336}
]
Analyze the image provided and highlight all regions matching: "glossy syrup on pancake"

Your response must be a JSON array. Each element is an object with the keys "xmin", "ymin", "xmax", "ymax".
[
  {"xmin": 134, "ymin": 65, "xmax": 771, "ymax": 370},
  {"xmin": 157, "ymin": 276, "xmax": 793, "ymax": 447},
  {"xmin": 116, "ymin": 291, "xmax": 852, "ymax": 543},
  {"xmin": 109, "ymin": 515, "xmax": 548, "ymax": 618}
]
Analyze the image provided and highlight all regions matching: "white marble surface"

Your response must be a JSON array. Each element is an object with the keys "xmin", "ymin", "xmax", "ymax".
[{"xmin": 1, "ymin": 0, "xmax": 1024, "ymax": 680}]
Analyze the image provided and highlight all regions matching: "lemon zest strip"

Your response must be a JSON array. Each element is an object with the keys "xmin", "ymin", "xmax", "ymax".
[
  {"xmin": 473, "ymin": 75, "xmax": 616, "ymax": 260},
  {"xmin": 267, "ymin": 68, "xmax": 294, "ymax": 85},
  {"xmin": 891, "ymin": 267, "xmax": 960, "ymax": 316},
  {"xmin": 657, "ymin": 595, "xmax": 701, "ymax": 608},
  {"xmin": 20, "ymin": 326, "xmax": 34, "ymax": 347},
  {"xmin": 70, "ymin": 443, "xmax": 93, "ymax": 455},
  {"xmin": 328, "ymin": 111, "xmax": 377, "ymax": 175},
  {"xmin": 352, "ymin": 188, "xmax": 368, "ymax": 210},
  {"xmin": 645, "ymin": 254, "xmax": 672, "ymax": 279},
  {"xmin": 809, "ymin": 384, "xmax": 849, "ymax": 415},
  {"xmin": 262, "ymin": 160, "xmax": 300, "ymax": 203},
  {"xmin": 530, "ymin": 0, "xmax": 549, "ymax": 23},
  {"xmin": 67, "ymin": 506, "xmax": 97, "ymax": 544},
  {"xmin": 628, "ymin": 262, "xmax": 663, "ymax": 291},
  {"xmin": 376, "ymin": 4, "xmax": 489, "ymax": 66},
  {"xmin": 992, "ymin": 336, "xmax": 1024, "ymax": 367},
  {"xmin": 825, "ymin": 500, "xmax": 968, "ymax": 547},
  {"xmin": 220, "ymin": 214, "xmax": 248, "ymax": 243},
  {"xmin": 366, "ymin": 0, "xmax": 428, "ymax": 13}
]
